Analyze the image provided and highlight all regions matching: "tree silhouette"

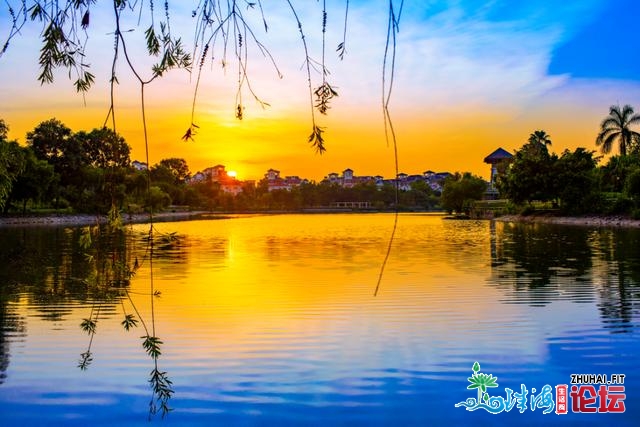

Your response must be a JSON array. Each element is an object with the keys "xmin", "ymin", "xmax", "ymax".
[
  {"xmin": 528, "ymin": 130, "xmax": 552, "ymax": 147},
  {"xmin": 596, "ymin": 104, "xmax": 640, "ymax": 156}
]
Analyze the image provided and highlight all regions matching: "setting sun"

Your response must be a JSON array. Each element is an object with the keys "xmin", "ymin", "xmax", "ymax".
[{"xmin": 227, "ymin": 170, "xmax": 237, "ymax": 178}]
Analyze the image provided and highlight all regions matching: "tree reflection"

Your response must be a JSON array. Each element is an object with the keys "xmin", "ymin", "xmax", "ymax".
[
  {"xmin": 489, "ymin": 221, "xmax": 640, "ymax": 331},
  {"xmin": 75, "ymin": 221, "xmax": 174, "ymax": 418},
  {"xmin": 0, "ymin": 227, "xmax": 119, "ymax": 319},
  {"xmin": 490, "ymin": 222, "xmax": 593, "ymax": 305},
  {"xmin": 590, "ymin": 229, "xmax": 640, "ymax": 332},
  {"xmin": 0, "ymin": 223, "xmax": 174, "ymax": 418},
  {"xmin": 0, "ymin": 288, "xmax": 24, "ymax": 386}
]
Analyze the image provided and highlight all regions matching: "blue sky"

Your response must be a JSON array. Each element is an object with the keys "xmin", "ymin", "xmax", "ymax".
[{"xmin": 548, "ymin": 0, "xmax": 640, "ymax": 80}]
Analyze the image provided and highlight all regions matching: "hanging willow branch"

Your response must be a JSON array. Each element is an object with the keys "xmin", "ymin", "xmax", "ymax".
[
  {"xmin": 1, "ymin": 0, "xmax": 403, "ymax": 292},
  {"xmin": 375, "ymin": 0, "xmax": 404, "ymax": 297},
  {"xmin": 2, "ymin": 1, "xmax": 347, "ymax": 153}
]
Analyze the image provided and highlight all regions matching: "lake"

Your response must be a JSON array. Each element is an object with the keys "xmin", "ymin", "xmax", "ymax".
[{"xmin": 0, "ymin": 213, "xmax": 638, "ymax": 426}]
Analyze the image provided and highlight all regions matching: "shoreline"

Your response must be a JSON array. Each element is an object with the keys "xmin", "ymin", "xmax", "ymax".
[
  {"xmin": 494, "ymin": 214, "xmax": 640, "ymax": 228},
  {"xmin": 0, "ymin": 210, "xmax": 391, "ymax": 228},
  {"xmin": 0, "ymin": 211, "xmax": 220, "ymax": 228},
  {"xmin": 2, "ymin": 211, "xmax": 640, "ymax": 228}
]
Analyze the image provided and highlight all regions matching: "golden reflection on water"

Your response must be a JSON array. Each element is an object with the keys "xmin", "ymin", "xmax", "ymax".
[
  {"xmin": 137, "ymin": 214, "xmax": 498, "ymax": 313},
  {"xmin": 118, "ymin": 214, "xmax": 541, "ymax": 365}
]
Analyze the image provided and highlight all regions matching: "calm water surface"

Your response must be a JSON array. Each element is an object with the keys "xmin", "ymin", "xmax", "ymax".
[{"xmin": 0, "ymin": 214, "xmax": 638, "ymax": 426}]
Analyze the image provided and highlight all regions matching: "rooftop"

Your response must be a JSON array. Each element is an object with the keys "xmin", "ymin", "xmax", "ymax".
[{"xmin": 484, "ymin": 147, "xmax": 513, "ymax": 163}]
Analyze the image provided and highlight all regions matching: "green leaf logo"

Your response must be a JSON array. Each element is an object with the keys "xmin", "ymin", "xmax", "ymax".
[{"xmin": 467, "ymin": 361, "xmax": 499, "ymax": 404}]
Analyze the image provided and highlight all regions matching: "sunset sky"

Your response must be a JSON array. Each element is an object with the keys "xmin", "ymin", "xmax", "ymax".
[{"xmin": 1, "ymin": 0, "xmax": 639, "ymax": 182}]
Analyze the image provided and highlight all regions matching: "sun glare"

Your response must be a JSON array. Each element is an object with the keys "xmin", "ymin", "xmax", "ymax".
[{"xmin": 228, "ymin": 170, "xmax": 237, "ymax": 178}]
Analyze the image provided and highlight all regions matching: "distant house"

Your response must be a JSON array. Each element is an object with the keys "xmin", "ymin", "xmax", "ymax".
[
  {"xmin": 265, "ymin": 169, "xmax": 304, "ymax": 191},
  {"xmin": 203, "ymin": 164, "xmax": 228, "ymax": 182},
  {"xmin": 395, "ymin": 173, "xmax": 411, "ymax": 191},
  {"xmin": 132, "ymin": 160, "xmax": 148, "ymax": 171},
  {"xmin": 189, "ymin": 171, "xmax": 206, "ymax": 183},
  {"xmin": 266, "ymin": 169, "xmax": 280, "ymax": 181},
  {"xmin": 341, "ymin": 168, "xmax": 353, "ymax": 187},
  {"xmin": 424, "ymin": 172, "xmax": 451, "ymax": 193},
  {"xmin": 355, "ymin": 175, "xmax": 376, "ymax": 185},
  {"xmin": 343, "ymin": 168, "xmax": 354, "ymax": 180},
  {"xmin": 221, "ymin": 180, "xmax": 244, "ymax": 195},
  {"xmin": 326, "ymin": 172, "xmax": 340, "ymax": 185},
  {"xmin": 188, "ymin": 164, "xmax": 249, "ymax": 195}
]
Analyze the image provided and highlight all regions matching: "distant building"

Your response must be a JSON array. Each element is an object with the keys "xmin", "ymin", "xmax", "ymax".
[
  {"xmin": 322, "ymin": 168, "xmax": 377, "ymax": 188},
  {"xmin": 132, "ymin": 160, "xmax": 148, "ymax": 171},
  {"xmin": 189, "ymin": 171, "xmax": 206, "ymax": 183},
  {"xmin": 188, "ymin": 164, "xmax": 250, "ymax": 194},
  {"xmin": 264, "ymin": 169, "xmax": 306, "ymax": 191},
  {"xmin": 484, "ymin": 147, "xmax": 514, "ymax": 198},
  {"xmin": 326, "ymin": 172, "xmax": 340, "ymax": 185},
  {"xmin": 221, "ymin": 179, "xmax": 244, "ymax": 195},
  {"xmin": 189, "ymin": 164, "xmax": 454, "ymax": 196},
  {"xmin": 342, "ymin": 168, "xmax": 354, "ymax": 187},
  {"xmin": 203, "ymin": 164, "xmax": 228, "ymax": 182}
]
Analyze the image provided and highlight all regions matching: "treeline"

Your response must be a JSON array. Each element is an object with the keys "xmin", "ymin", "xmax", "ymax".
[
  {"xmin": 3, "ymin": 118, "xmax": 487, "ymax": 214},
  {"xmin": 496, "ymin": 105, "xmax": 640, "ymax": 217},
  {"xmin": 1, "ymin": 118, "xmax": 141, "ymax": 213},
  {"xmin": 0, "ymin": 118, "xmax": 199, "ymax": 213},
  {"xmin": 8, "ymin": 104, "xmax": 639, "ymax": 219}
]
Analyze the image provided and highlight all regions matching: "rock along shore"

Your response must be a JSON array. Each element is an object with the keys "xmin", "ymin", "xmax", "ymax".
[{"xmin": 494, "ymin": 214, "xmax": 640, "ymax": 228}]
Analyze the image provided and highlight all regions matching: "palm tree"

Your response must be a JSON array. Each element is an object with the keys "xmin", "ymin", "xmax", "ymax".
[
  {"xmin": 596, "ymin": 104, "xmax": 640, "ymax": 156},
  {"xmin": 528, "ymin": 130, "xmax": 552, "ymax": 147}
]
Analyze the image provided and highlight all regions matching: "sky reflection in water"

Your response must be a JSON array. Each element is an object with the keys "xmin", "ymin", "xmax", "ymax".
[{"xmin": 0, "ymin": 214, "xmax": 638, "ymax": 425}]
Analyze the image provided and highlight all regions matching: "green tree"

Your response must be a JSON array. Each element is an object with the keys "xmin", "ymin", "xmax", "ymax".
[
  {"xmin": 409, "ymin": 180, "xmax": 437, "ymax": 210},
  {"xmin": 0, "ymin": 120, "xmax": 26, "ymax": 210},
  {"xmin": 553, "ymin": 148, "xmax": 598, "ymax": 214},
  {"xmin": 75, "ymin": 128, "xmax": 132, "ymax": 211},
  {"xmin": 146, "ymin": 186, "xmax": 171, "ymax": 211},
  {"xmin": 0, "ymin": 119, "xmax": 8, "ymax": 140},
  {"xmin": 597, "ymin": 155, "xmax": 640, "ymax": 193},
  {"xmin": 26, "ymin": 118, "xmax": 75, "ymax": 169},
  {"xmin": 27, "ymin": 118, "xmax": 87, "ymax": 207},
  {"xmin": 8, "ymin": 146, "xmax": 57, "ymax": 213},
  {"xmin": 124, "ymin": 169, "xmax": 149, "ymax": 206},
  {"xmin": 624, "ymin": 169, "xmax": 640, "ymax": 207},
  {"xmin": 149, "ymin": 162, "xmax": 188, "ymax": 205},
  {"xmin": 441, "ymin": 172, "xmax": 486, "ymax": 214},
  {"xmin": 157, "ymin": 158, "xmax": 190, "ymax": 184},
  {"xmin": 497, "ymin": 139, "xmax": 558, "ymax": 205},
  {"xmin": 596, "ymin": 104, "xmax": 640, "ymax": 156},
  {"xmin": 78, "ymin": 128, "xmax": 131, "ymax": 169},
  {"xmin": 528, "ymin": 130, "xmax": 552, "ymax": 147}
]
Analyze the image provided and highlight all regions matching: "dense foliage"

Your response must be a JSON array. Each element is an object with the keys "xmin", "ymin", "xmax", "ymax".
[
  {"xmin": 496, "ymin": 107, "xmax": 640, "ymax": 217},
  {"xmin": 440, "ymin": 172, "xmax": 486, "ymax": 214}
]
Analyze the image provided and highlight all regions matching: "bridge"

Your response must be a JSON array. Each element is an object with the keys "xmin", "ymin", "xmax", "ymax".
[{"xmin": 330, "ymin": 201, "xmax": 372, "ymax": 209}]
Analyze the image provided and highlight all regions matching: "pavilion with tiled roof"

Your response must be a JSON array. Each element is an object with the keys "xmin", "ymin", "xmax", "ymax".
[
  {"xmin": 484, "ymin": 147, "xmax": 514, "ymax": 198},
  {"xmin": 484, "ymin": 147, "xmax": 514, "ymax": 164}
]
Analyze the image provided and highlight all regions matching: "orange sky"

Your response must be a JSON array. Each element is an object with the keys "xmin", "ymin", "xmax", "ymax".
[{"xmin": 1, "ymin": 2, "xmax": 639, "ymax": 182}]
